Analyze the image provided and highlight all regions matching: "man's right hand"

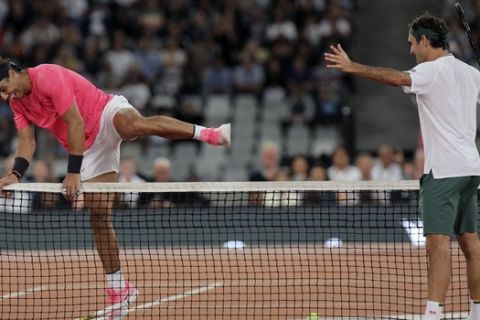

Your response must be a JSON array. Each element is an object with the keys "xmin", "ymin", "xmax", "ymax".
[{"xmin": 0, "ymin": 173, "xmax": 20, "ymax": 192}]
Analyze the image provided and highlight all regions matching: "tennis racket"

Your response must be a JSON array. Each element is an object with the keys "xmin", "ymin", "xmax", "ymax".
[{"xmin": 455, "ymin": 2, "xmax": 480, "ymax": 66}]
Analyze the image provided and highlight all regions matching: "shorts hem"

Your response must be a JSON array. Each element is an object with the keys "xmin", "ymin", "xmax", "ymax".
[{"xmin": 81, "ymin": 169, "xmax": 118, "ymax": 182}]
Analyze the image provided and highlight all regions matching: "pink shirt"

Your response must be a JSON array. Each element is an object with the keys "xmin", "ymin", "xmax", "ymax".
[{"xmin": 10, "ymin": 64, "xmax": 112, "ymax": 151}]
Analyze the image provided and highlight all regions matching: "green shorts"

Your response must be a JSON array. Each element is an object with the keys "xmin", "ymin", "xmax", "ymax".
[{"xmin": 419, "ymin": 171, "xmax": 480, "ymax": 235}]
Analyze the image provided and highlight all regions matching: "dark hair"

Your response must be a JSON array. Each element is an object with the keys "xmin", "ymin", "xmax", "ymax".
[
  {"xmin": 0, "ymin": 57, "xmax": 23, "ymax": 80},
  {"xmin": 408, "ymin": 13, "xmax": 449, "ymax": 49}
]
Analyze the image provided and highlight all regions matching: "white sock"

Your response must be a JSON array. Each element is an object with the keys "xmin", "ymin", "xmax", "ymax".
[
  {"xmin": 106, "ymin": 269, "xmax": 126, "ymax": 291},
  {"xmin": 423, "ymin": 300, "xmax": 443, "ymax": 320},
  {"xmin": 193, "ymin": 125, "xmax": 206, "ymax": 140},
  {"xmin": 468, "ymin": 300, "xmax": 480, "ymax": 320}
]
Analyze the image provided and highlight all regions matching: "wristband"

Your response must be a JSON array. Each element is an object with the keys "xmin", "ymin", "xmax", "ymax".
[
  {"xmin": 67, "ymin": 154, "xmax": 83, "ymax": 174},
  {"xmin": 12, "ymin": 157, "xmax": 29, "ymax": 179},
  {"xmin": 9, "ymin": 171, "xmax": 21, "ymax": 181}
]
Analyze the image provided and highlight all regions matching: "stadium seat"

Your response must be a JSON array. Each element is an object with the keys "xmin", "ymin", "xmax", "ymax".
[
  {"xmin": 310, "ymin": 126, "xmax": 342, "ymax": 156},
  {"xmin": 204, "ymin": 94, "xmax": 231, "ymax": 126},
  {"xmin": 285, "ymin": 124, "xmax": 310, "ymax": 157}
]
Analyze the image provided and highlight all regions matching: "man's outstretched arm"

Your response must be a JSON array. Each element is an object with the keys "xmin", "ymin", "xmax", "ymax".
[{"xmin": 324, "ymin": 44, "xmax": 412, "ymax": 87}]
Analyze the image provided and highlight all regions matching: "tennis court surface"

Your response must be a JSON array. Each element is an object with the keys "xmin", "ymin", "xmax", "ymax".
[{"xmin": 0, "ymin": 181, "xmax": 473, "ymax": 319}]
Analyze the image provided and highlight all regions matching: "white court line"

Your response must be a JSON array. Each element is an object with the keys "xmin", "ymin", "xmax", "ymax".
[
  {"xmin": 292, "ymin": 312, "xmax": 469, "ymax": 319},
  {"xmin": 128, "ymin": 281, "xmax": 223, "ymax": 312},
  {"xmin": 75, "ymin": 281, "xmax": 223, "ymax": 320},
  {"xmin": 0, "ymin": 285, "xmax": 48, "ymax": 301}
]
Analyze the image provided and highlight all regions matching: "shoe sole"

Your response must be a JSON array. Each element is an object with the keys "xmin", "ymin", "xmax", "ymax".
[
  {"xmin": 222, "ymin": 123, "xmax": 231, "ymax": 146},
  {"xmin": 107, "ymin": 289, "xmax": 139, "ymax": 320}
]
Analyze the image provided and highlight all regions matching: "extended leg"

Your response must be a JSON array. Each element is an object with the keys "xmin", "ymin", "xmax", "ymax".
[{"xmin": 112, "ymin": 108, "xmax": 230, "ymax": 145}]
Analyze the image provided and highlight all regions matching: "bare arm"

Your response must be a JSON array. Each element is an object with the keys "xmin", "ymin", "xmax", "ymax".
[
  {"xmin": 0, "ymin": 125, "xmax": 36, "ymax": 189},
  {"xmin": 60, "ymin": 102, "xmax": 84, "ymax": 200},
  {"xmin": 324, "ymin": 44, "xmax": 412, "ymax": 87},
  {"xmin": 16, "ymin": 125, "xmax": 36, "ymax": 162},
  {"xmin": 60, "ymin": 102, "xmax": 85, "ymax": 156}
]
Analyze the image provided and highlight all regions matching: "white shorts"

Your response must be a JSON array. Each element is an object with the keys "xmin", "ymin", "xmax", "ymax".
[{"xmin": 81, "ymin": 95, "xmax": 136, "ymax": 181}]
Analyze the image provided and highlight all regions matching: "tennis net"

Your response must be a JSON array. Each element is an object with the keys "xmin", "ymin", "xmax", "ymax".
[{"xmin": 0, "ymin": 181, "xmax": 472, "ymax": 319}]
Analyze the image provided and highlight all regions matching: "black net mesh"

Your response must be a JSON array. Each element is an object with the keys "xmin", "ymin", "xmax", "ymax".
[{"xmin": 0, "ymin": 182, "xmax": 471, "ymax": 319}]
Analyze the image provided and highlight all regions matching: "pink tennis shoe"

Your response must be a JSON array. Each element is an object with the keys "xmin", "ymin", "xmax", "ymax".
[
  {"xmin": 105, "ymin": 282, "xmax": 139, "ymax": 320},
  {"xmin": 200, "ymin": 123, "xmax": 231, "ymax": 146}
]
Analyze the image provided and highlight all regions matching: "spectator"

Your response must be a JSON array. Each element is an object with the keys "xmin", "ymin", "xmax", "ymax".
[
  {"xmin": 304, "ymin": 15, "xmax": 324, "ymax": 48},
  {"xmin": 203, "ymin": 56, "xmax": 233, "ymax": 95},
  {"xmin": 137, "ymin": 0, "xmax": 165, "ymax": 35},
  {"xmin": 393, "ymin": 148, "xmax": 406, "ymax": 169},
  {"xmin": 328, "ymin": 146, "xmax": 360, "ymax": 205},
  {"xmin": 269, "ymin": 35, "xmax": 295, "ymax": 68},
  {"xmin": 316, "ymin": 0, "xmax": 353, "ymax": 46},
  {"xmin": 20, "ymin": 16, "xmax": 60, "ymax": 53},
  {"xmin": 290, "ymin": 155, "xmax": 309, "ymax": 181},
  {"xmin": 87, "ymin": 2, "xmax": 109, "ymax": 37},
  {"xmin": 287, "ymin": 56, "xmax": 314, "ymax": 95},
  {"xmin": 233, "ymin": 53, "xmax": 265, "ymax": 94},
  {"xmin": 59, "ymin": 0, "xmax": 89, "ymax": 28},
  {"xmin": 147, "ymin": 157, "xmax": 174, "ymax": 208},
  {"xmin": 263, "ymin": 57, "xmax": 287, "ymax": 101},
  {"xmin": 52, "ymin": 43, "xmax": 84, "ymax": 73},
  {"xmin": 211, "ymin": 12, "xmax": 239, "ymax": 66},
  {"xmin": 30, "ymin": 159, "xmax": 59, "ymax": 210},
  {"xmin": 371, "ymin": 144, "xmax": 403, "ymax": 181},
  {"xmin": 243, "ymin": 2, "xmax": 267, "ymax": 42},
  {"xmin": 314, "ymin": 84, "xmax": 342, "ymax": 124},
  {"xmin": 304, "ymin": 164, "xmax": 336, "ymax": 205},
  {"xmin": 158, "ymin": 37, "xmax": 187, "ymax": 95},
  {"xmin": 250, "ymin": 141, "xmax": 281, "ymax": 181},
  {"xmin": 265, "ymin": 7, "xmax": 298, "ymax": 42},
  {"xmin": 117, "ymin": 65, "xmax": 151, "ymax": 111},
  {"xmin": 308, "ymin": 164, "xmax": 328, "ymax": 182},
  {"xmin": 404, "ymin": 149, "xmax": 425, "ymax": 180},
  {"xmin": 118, "ymin": 157, "xmax": 146, "ymax": 209},
  {"xmin": 327, "ymin": 146, "xmax": 361, "ymax": 181},
  {"xmin": 355, "ymin": 152, "xmax": 377, "ymax": 204},
  {"xmin": 82, "ymin": 38, "xmax": 105, "ymax": 81},
  {"xmin": 356, "ymin": 152, "xmax": 374, "ymax": 181},
  {"xmin": 103, "ymin": 30, "xmax": 136, "ymax": 87},
  {"xmin": 249, "ymin": 141, "xmax": 281, "ymax": 206},
  {"xmin": 134, "ymin": 35, "xmax": 162, "ymax": 85}
]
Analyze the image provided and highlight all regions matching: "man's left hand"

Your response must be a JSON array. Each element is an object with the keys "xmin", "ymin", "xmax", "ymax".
[{"xmin": 62, "ymin": 173, "xmax": 81, "ymax": 201}]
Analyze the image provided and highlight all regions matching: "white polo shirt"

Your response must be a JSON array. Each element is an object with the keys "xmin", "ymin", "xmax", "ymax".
[{"xmin": 402, "ymin": 54, "xmax": 480, "ymax": 178}]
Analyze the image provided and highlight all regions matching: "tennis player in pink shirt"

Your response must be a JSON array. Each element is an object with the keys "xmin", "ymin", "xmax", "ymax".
[{"xmin": 0, "ymin": 59, "xmax": 230, "ymax": 319}]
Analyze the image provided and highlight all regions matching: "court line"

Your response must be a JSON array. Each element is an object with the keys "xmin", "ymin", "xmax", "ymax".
[
  {"xmin": 127, "ymin": 281, "xmax": 224, "ymax": 313},
  {"xmin": 0, "ymin": 285, "xmax": 48, "ymax": 301},
  {"xmin": 75, "ymin": 281, "xmax": 223, "ymax": 320},
  {"xmin": 291, "ymin": 312, "xmax": 470, "ymax": 319}
]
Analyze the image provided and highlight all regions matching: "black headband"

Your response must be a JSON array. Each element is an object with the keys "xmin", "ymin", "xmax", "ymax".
[{"xmin": 0, "ymin": 62, "xmax": 22, "ymax": 80}]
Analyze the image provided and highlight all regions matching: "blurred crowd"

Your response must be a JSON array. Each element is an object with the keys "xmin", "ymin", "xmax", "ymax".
[{"xmin": 0, "ymin": 0, "xmax": 358, "ymax": 157}]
